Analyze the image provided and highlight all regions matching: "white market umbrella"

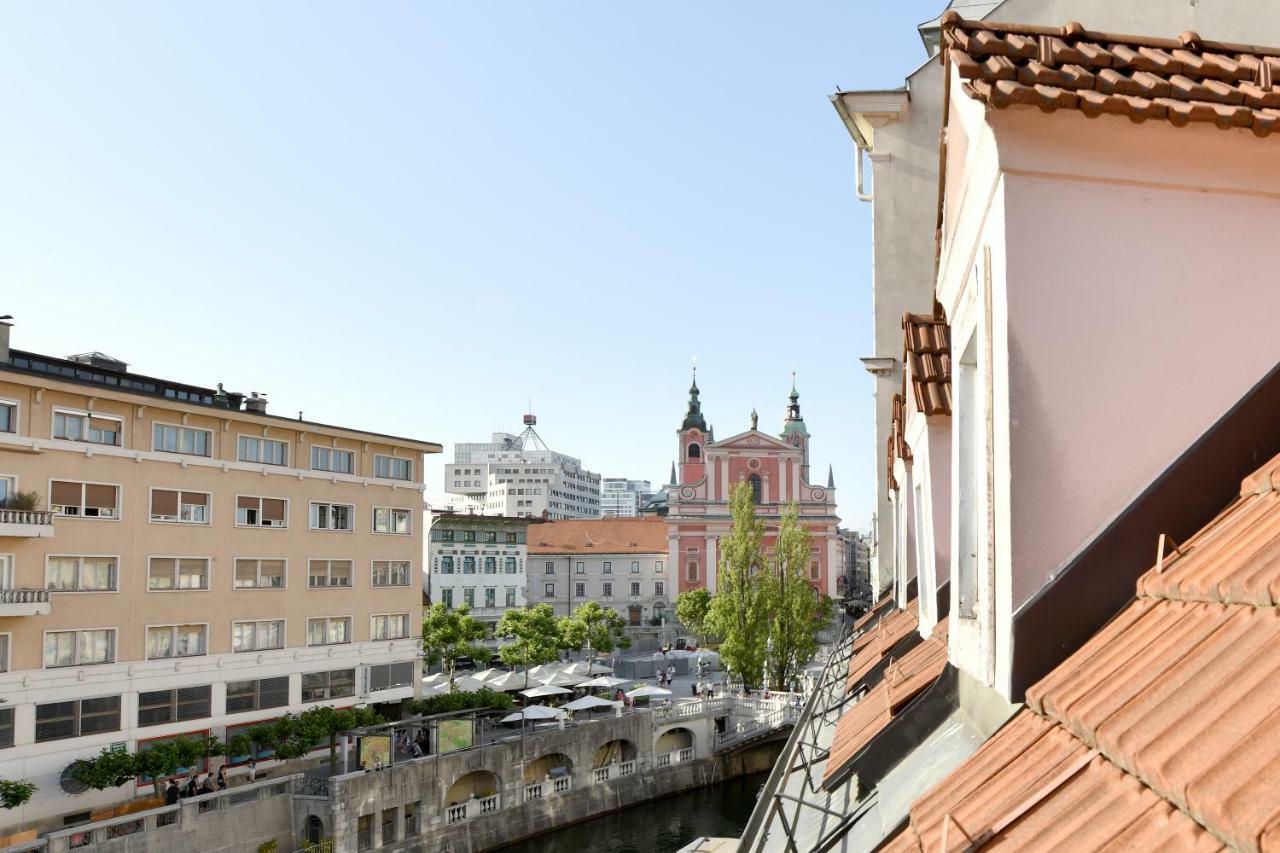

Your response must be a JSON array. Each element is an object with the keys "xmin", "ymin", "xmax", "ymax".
[
  {"xmin": 564, "ymin": 661, "xmax": 614, "ymax": 676},
  {"xmin": 626, "ymin": 685, "xmax": 673, "ymax": 700},
  {"xmin": 420, "ymin": 681, "xmax": 450, "ymax": 698},
  {"xmin": 539, "ymin": 670, "xmax": 588, "ymax": 688},
  {"xmin": 488, "ymin": 671, "xmax": 530, "ymax": 692},
  {"xmin": 472, "ymin": 668, "xmax": 507, "ymax": 683},
  {"xmin": 521, "ymin": 684, "xmax": 573, "ymax": 699},
  {"xmin": 579, "ymin": 675, "xmax": 629, "ymax": 689},
  {"xmin": 563, "ymin": 696, "xmax": 620, "ymax": 713},
  {"xmin": 528, "ymin": 663, "xmax": 565, "ymax": 681},
  {"xmin": 422, "ymin": 672, "xmax": 449, "ymax": 687},
  {"xmin": 499, "ymin": 705, "xmax": 564, "ymax": 724},
  {"xmin": 452, "ymin": 675, "xmax": 490, "ymax": 692}
]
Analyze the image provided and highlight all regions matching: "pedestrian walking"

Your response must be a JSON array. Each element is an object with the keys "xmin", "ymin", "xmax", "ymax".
[
  {"xmin": 216, "ymin": 765, "xmax": 227, "ymax": 791},
  {"xmin": 164, "ymin": 780, "xmax": 180, "ymax": 805},
  {"xmin": 184, "ymin": 776, "xmax": 198, "ymax": 798}
]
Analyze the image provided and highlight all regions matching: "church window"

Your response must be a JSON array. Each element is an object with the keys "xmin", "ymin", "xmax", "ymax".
[
  {"xmin": 687, "ymin": 442, "xmax": 701, "ymax": 460},
  {"xmin": 748, "ymin": 474, "xmax": 762, "ymax": 503}
]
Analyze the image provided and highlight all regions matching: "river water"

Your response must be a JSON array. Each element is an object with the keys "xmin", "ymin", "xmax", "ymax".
[{"xmin": 498, "ymin": 770, "xmax": 769, "ymax": 853}]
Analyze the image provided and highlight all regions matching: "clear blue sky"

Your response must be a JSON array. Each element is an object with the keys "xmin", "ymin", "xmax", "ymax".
[{"xmin": 0, "ymin": 2, "xmax": 943, "ymax": 530}]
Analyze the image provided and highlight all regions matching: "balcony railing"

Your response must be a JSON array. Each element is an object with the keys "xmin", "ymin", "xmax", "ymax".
[
  {"xmin": 0, "ymin": 588, "xmax": 51, "ymax": 616},
  {"xmin": 448, "ymin": 794, "xmax": 502, "ymax": 824},
  {"xmin": 0, "ymin": 509, "xmax": 54, "ymax": 538}
]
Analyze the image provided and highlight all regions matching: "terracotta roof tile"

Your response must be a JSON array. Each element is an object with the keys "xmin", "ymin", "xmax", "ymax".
[
  {"xmin": 847, "ymin": 600, "xmax": 920, "ymax": 691},
  {"xmin": 886, "ymin": 451, "xmax": 1280, "ymax": 850},
  {"xmin": 942, "ymin": 14, "xmax": 1280, "ymax": 137},
  {"xmin": 527, "ymin": 516, "xmax": 667, "ymax": 555},
  {"xmin": 902, "ymin": 312, "xmax": 953, "ymax": 417}
]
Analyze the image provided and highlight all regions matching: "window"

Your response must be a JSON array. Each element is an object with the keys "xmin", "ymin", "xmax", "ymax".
[
  {"xmin": 138, "ymin": 686, "xmax": 212, "ymax": 727},
  {"xmin": 35, "ymin": 696, "xmax": 120, "ymax": 742},
  {"xmin": 438, "ymin": 530, "xmax": 455, "ymax": 542},
  {"xmin": 544, "ymin": 583, "xmax": 554, "ymax": 597},
  {"xmin": 371, "ymin": 614, "xmax": 410, "ymax": 640},
  {"xmin": 462, "ymin": 557, "xmax": 476, "ymax": 575},
  {"xmin": 50, "ymin": 480, "xmax": 119, "ymax": 519},
  {"xmin": 655, "ymin": 581, "xmax": 664, "ymax": 596},
  {"xmin": 484, "ymin": 532, "xmax": 497, "ymax": 544},
  {"xmin": 462, "ymin": 531, "xmax": 476, "ymax": 543},
  {"xmin": 236, "ymin": 496, "xmax": 287, "ymax": 527},
  {"xmin": 545, "ymin": 561, "xmax": 554, "ymax": 575},
  {"xmin": 232, "ymin": 620, "xmax": 284, "ymax": 652},
  {"xmin": 603, "ymin": 561, "xmax": 612, "ymax": 574},
  {"xmin": 237, "ymin": 436, "xmax": 288, "ymax": 466},
  {"xmin": 575, "ymin": 562, "xmax": 585, "ymax": 575},
  {"xmin": 368, "ymin": 662, "xmax": 414, "ymax": 692},
  {"xmin": 748, "ymin": 474, "xmax": 762, "ymax": 503},
  {"xmin": 810, "ymin": 560, "xmax": 820, "ymax": 580},
  {"xmin": 404, "ymin": 801, "xmax": 420, "ymax": 838},
  {"xmin": 483, "ymin": 557, "xmax": 496, "ymax": 574},
  {"xmin": 631, "ymin": 561, "xmax": 640, "ymax": 574},
  {"xmin": 441, "ymin": 589, "xmax": 453, "ymax": 608},
  {"xmin": 0, "ymin": 401, "xmax": 14, "ymax": 434},
  {"xmin": 440, "ymin": 556, "xmax": 454, "ymax": 575},
  {"xmin": 574, "ymin": 582, "xmax": 585, "ymax": 598},
  {"xmin": 0, "ymin": 635, "xmax": 8, "ymax": 674},
  {"xmin": 0, "ymin": 708, "xmax": 13, "ymax": 749},
  {"xmin": 44, "ymin": 629, "xmax": 115, "ymax": 667},
  {"xmin": 310, "ymin": 503, "xmax": 353, "ymax": 531},
  {"xmin": 301, "ymin": 668, "xmax": 355, "ymax": 702},
  {"xmin": 54, "ymin": 409, "xmax": 121, "ymax": 446},
  {"xmin": 149, "ymin": 489, "xmax": 210, "ymax": 524},
  {"xmin": 373, "ymin": 507, "xmax": 411, "ymax": 535},
  {"xmin": 311, "ymin": 446, "xmax": 354, "ymax": 474},
  {"xmin": 152, "ymin": 423, "xmax": 211, "ymax": 457},
  {"xmin": 235, "ymin": 558, "xmax": 286, "ymax": 589},
  {"xmin": 505, "ymin": 587, "xmax": 517, "ymax": 607},
  {"xmin": 463, "ymin": 587, "xmax": 475, "ymax": 607},
  {"xmin": 484, "ymin": 588, "xmax": 496, "ymax": 608},
  {"xmin": 46, "ymin": 556, "xmax": 117, "ymax": 592},
  {"xmin": 226, "ymin": 676, "xmax": 290, "ymax": 714},
  {"xmin": 0, "ymin": 476, "xmax": 12, "ymax": 507},
  {"xmin": 382, "ymin": 808, "xmax": 397, "ymax": 846},
  {"xmin": 631, "ymin": 582, "xmax": 641, "ymax": 597},
  {"xmin": 656, "ymin": 560, "xmax": 664, "ymax": 573},
  {"xmin": 307, "ymin": 617, "xmax": 351, "ymax": 646},
  {"xmin": 687, "ymin": 442, "xmax": 701, "ymax": 460},
  {"xmin": 504, "ymin": 532, "xmax": 518, "ymax": 544},
  {"xmin": 374, "ymin": 455, "xmax": 412, "ymax": 481},
  {"xmin": 372, "ymin": 561, "xmax": 411, "ymax": 587},
  {"xmin": 147, "ymin": 557, "xmax": 209, "ymax": 591},
  {"xmin": 602, "ymin": 582, "xmax": 612, "ymax": 598},
  {"xmin": 504, "ymin": 557, "xmax": 517, "ymax": 574},
  {"xmin": 686, "ymin": 561, "xmax": 699, "ymax": 582},
  {"xmin": 146, "ymin": 624, "xmax": 207, "ymax": 659},
  {"xmin": 308, "ymin": 560, "xmax": 352, "ymax": 588}
]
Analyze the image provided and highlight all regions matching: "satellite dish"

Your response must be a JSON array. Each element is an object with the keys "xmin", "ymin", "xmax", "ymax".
[{"xmin": 60, "ymin": 762, "xmax": 90, "ymax": 795}]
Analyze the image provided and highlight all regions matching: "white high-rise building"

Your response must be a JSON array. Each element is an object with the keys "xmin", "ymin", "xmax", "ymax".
[
  {"xmin": 444, "ymin": 415, "xmax": 601, "ymax": 520},
  {"xmin": 599, "ymin": 478, "xmax": 653, "ymax": 518}
]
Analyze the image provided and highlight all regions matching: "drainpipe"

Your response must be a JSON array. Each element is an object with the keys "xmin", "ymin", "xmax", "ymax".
[{"xmin": 854, "ymin": 145, "xmax": 874, "ymax": 202}]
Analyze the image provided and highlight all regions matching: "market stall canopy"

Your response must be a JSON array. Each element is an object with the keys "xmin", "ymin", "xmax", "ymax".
[
  {"xmin": 626, "ymin": 685, "xmax": 673, "ymax": 699},
  {"xmin": 579, "ymin": 675, "xmax": 629, "ymax": 689},
  {"xmin": 522, "ymin": 684, "xmax": 573, "ymax": 698},
  {"xmin": 563, "ymin": 696, "xmax": 621, "ymax": 712},
  {"xmin": 499, "ymin": 705, "xmax": 565, "ymax": 724}
]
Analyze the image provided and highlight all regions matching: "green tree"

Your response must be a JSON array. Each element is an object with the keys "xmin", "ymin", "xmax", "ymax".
[
  {"xmin": 0, "ymin": 779, "xmax": 36, "ymax": 809},
  {"xmin": 238, "ymin": 706, "xmax": 381, "ymax": 774},
  {"xmin": 71, "ymin": 737, "xmax": 214, "ymax": 798},
  {"xmin": 496, "ymin": 604, "xmax": 562, "ymax": 687},
  {"xmin": 675, "ymin": 588, "xmax": 712, "ymax": 645},
  {"xmin": 706, "ymin": 482, "xmax": 771, "ymax": 689},
  {"xmin": 764, "ymin": 503, "xmax": 827, "ymax": 691},
  {"xmin": 409, "ymin": 688, "xmax": 514, "ymax": 716},
  {"xmin": 561, "ymin": 601, "xmax": 631, "ymax": 660},
  {"xmin": 422, "ymin": 602, "xmax": 490, "ymax": 685}
]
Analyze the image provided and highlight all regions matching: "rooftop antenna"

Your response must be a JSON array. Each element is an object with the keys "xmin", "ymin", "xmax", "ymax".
[{"xmin": 519, "ymin": 399, "xmax": 549, "ymax": 452}]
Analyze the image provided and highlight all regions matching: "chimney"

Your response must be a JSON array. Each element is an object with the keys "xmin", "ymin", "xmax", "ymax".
[
  {"xmin": 0, "ymin": 317, "xmax": 10, "ymax": 364},
  {"xmin": 244, "ymin": 392, "xmax": 268, "ymax": 414}
]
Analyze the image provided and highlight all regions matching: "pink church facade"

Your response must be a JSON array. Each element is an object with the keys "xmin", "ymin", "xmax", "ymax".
[{"xmin": 666, "ymin": 374, "xmax": 841, "ymax": 599}]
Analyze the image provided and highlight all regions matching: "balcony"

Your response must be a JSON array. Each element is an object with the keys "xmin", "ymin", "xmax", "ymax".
[
  {"xmin": 0, "ymin": 588, "xmax": 51, "ymax": 616},
  {"xmin": 0, "ymin": 509, "xmax": 55, "ymax": 538}
]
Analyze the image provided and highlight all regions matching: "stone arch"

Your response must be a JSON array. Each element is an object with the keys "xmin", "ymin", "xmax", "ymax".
[
  {"xmin": 523, "ymin": 752, "xmax": 573, "ymax": 784},
  {"xmin": 445, "ymin": 770, "xmax": 501, "ymax": 805},
  {"xmin": 656, "ymin": 726, "xmax": 695, "ymax": 753},
  {"xmin": 592, "ymin": 739, "xmax": 638, "ymax": 767},
  {"xmin": 303, "ymin": 815, "xmax": 325, "ymax": 845}
]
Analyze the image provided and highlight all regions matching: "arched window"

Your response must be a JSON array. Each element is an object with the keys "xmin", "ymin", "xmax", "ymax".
[
  {"xmin": 687, "ymin": 443, "xmax": 701, "ymax": 460},
  {"xmin": 748, "ymin": 474, "xmax": 762, "ymax": 503},
  {"xmin": 304, "ymin": 816, "xmax": 325, "ymax": 844}
]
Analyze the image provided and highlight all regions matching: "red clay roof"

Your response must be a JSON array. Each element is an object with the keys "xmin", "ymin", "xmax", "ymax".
[
  {"xmin": 903, "ymin": 312, "xmax": 952, "ymax": 417},
  {"xmin": 942, "ymin": 13, "xmax": 1280, "ymax": 137},
  {"xmin": 527, "ymin": 517, "xmax": 668, "ymax": 555},
  {"xmin": 887, "ymin": 451, "xmax": 1280, "ymax": 851},
  {"xmin": 888, "ymin": 392, "xmax": 912, "ymax": 491},
  {"xmin": 847, "ymin": 600, "xmax": 921, "ymax": 690}
]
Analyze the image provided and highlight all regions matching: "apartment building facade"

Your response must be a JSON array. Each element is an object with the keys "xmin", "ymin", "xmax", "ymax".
[
  {"xmin": 426, "ymin": 513, "xmax": 530, "ymax": 634},
  {"xmin": 599, "ymin": 478, "xmax": 653, "ymax": 518},
  {"xmin": 0, "ymin": 326, "xmax": 438, "ymax": 830},
  {"xmin": 527, "ymin": 518, "xmax": 670, "ymax": 624}
]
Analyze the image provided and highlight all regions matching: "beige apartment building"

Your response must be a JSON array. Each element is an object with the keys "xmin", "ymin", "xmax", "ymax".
[{"xmin": 0, "ymin": 322, "xmax": 439, "ymax": 832}]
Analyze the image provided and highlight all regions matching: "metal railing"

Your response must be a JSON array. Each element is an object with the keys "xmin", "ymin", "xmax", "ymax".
[
  {"xmin": 0, "ymin": 588, "xmax": 50, "ymax": 604},
  {"xmin": 0, "ymin": 509, "xmax": 54, "ymax": 526}
]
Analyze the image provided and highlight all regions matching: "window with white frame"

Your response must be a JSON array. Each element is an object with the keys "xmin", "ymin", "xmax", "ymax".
[
  {"xmin": 372, "ymin": 561, "xmax": 410, "ymax": 587},
  {"xmin": 53, "ymin": 409, "xmax": 122, "ymax": 446},
  {"xmin": 439, "ymin": 556, "xmax": 454, "ymax": 574},
  {"xmin": 602, "ymin": 561, "xmax": 612, "ymax": 574},
  {"xmin": 372, "ymin": 507, "xmax": 411, "ymax": 535},
  {"xmin": 504, "ymin": 557, "xmax": 517, "ymax": 574},
  {"xmin": 374, "ymin": 455, "xmax": 412, "ymax": 481},
  {"xmin": 656, "ymin": 560, "xmax": 664, "ymax": 573},
  {"xmin": 310, "ymin": 502, "xmax": 353, "ymax": 531},
  {"xmin": 505, "ymin": 587, "xmax": 516, "ymax": 607},
  {"xmin": 0, "ymin": 476, "xmax": 14, "ymax": 507},
  {"xmin": 484, "ymin": 587, "xmax": 496, "ymax": 608},
  {"xmin": 603, "ymin": 582, "xmax": 613, "ymax": 597},
  {"xmin": 0, "ymin": 401, "xmax": 14, "ymax": 433},
  {"xmin": 232, "ymin": 620, "xmax": 284, "ymax": 652},
  {"xmin": 463, "ymin": 587, "xmax": 475, "ymax": 607},
  {"xmin": 308, "ymin": 559, "xmax": 352, "ymax": 588},
  {"xmin": 234, "ymin": 558, "xmax": 286, "ymax": 589},
  {"xmin": 545, "ymin": 561, "xmax": 554, "ymax": 575},
  {"xmin": 46, "ymin": 556, "xmax": 117, "ymax": 592},
  {"xmin": 236, "ymin": 495, "xmax": 286, "ymax": 527},
  {"xmin": 655, "ymin": 581, "xmax": 664, "ymax": 596},
  {"xmin": 441, "ymin": 588, "xmax": 453, "ymax": 608},
  {"xmin": 237, "ymin": 435, "xmax": 288, "ymax": 466},
  {"xmin": 44, "ymin": 628, "xmax": 115, "ymax": 667},
  {"xmin": 306, "ymin": 617, "xmax": 351, "ymax": 646},
  {"xmin": 630, "ymin": 582, "xmax": 641, "ymax": 597},
  {"xmin": 50, "ymin": 480, "xmax": 119, "ymax": 519},
  {"xmin": 575, "ymin": 562, "xmax": 585, "ymax": 574},
  {"xmin": 311, "ymin": 446, "xmax": 354, "ymax": 474},
  {"xmin": 147, "ymin": 557, "xmax": 210, "ymax": 591},
  {"xmin": 0, "ymin": 634, "xmax": 10, "ymax": 673},
  {"xmin": 371, "ymin": 613, "xmax": 410, "ymax": 640},
  {"xmin": 35, "ymin": 695, "xmax": 120, "ymax": 741},
  {"xmin": 146, "ymin": 624, "xmax": 207, "ymax": 659},
  {"xmin": 152, "ymin": 423, "xmax": 211, "ymax": 456},
  {"xmin": 631, "ymin": 561, "xmax": 640, "ymax": 574},
  {"xmin": 149, "ymin": 489, "xmax": 210, "ymax": 524},
  {"xmin": 301, "ymin": 668, "xmax": 354, "ymax": 702}
]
